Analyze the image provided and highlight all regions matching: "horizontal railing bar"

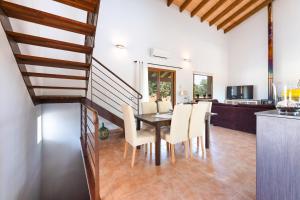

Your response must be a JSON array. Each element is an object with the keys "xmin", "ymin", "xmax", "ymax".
[
  {"xmin": 92, "ymin": 66, "xmax": 138, "ymax": 99},
  {"xmin": 81, "ymin": 103, "xmax": 98, "ymax": 116},
  {"xmin": 86, "ymin": 134, "xmax": 95, "ymax": 152},
  {"xmin": 92, "ymin": 87, "xmax": 138, "ymax": 112},
  {"xmin": 92, "ymin": 94, "xmax": 122, "ymax": 114},
  {"xmin": 92, "ymin": 72, "xmax": 139, "ymax": 104},
  {"xmin": 87, "ymin": 144, "xmax": 95, "ymax": 166},
  {"xmin": 87, "ymin": 115, "xmax": 94, "ymax": 125},
  {"xmin": 92, "ymin": 86, "xmax": 122, "ymax": 107},
  {"xmin": 92, "ymin": 79, "xmax": 138, "ymax": 107},
  {"xmin": 87, "ymin": 123, "xmax": 95, "ymax": 137},
  {"xmin": 92, "ymin": 57, "xmax": 143, "ymax": 99}
]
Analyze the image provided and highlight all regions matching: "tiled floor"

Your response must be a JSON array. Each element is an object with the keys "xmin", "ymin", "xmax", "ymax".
[{"xmin": 99, "ymin": 126, "xmax": 256, "ymax": 200}]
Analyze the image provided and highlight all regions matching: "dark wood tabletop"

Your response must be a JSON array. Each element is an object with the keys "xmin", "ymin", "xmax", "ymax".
[{"xmin": 135, "ymin": 112, "xmax": 216, "ymax": 166}]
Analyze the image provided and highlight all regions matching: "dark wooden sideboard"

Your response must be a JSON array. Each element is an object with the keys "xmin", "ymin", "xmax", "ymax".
[{"xmin": 211, "ymin": 103, "xmax": 275, "ymax": 134}]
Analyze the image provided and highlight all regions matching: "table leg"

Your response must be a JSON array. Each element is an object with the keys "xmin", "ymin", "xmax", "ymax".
[
  {"xmin": 205, "ymin": 119, "xmax": 210, "ymax": 149},
  {"xmin": 136, "ymin": 119, "xmax": 141, "ymax": 150},
  {"xmin": 155, "ymin": 124, "xmax": 161, "ymax": 166},
  {"xmin": 136, "ymin": 119, "xmax": 141, "ymax": 131}
]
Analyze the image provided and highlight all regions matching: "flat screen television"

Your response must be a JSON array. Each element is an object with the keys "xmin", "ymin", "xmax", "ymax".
[{"xmin": 226, "ymin": 85, "xmax": 254, "ymax": 100}]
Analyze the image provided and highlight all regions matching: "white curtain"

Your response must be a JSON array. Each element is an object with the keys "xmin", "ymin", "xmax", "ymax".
[{"xmin": 135, "ymin": 61, "xmax": 149, "ymax": 102}]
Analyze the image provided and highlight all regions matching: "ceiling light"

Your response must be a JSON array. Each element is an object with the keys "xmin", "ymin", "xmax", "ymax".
[{"xmin": 115, "ymin": 44, "xmax": 126, "ymax": 49}]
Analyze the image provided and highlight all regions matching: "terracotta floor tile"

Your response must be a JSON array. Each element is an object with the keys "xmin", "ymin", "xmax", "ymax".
[{"xmin": 98, "ymin": 126, "xmax": 256, "ymax": 200}]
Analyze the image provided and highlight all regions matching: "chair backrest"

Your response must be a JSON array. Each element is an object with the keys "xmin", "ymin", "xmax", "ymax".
[
  {"xmin": 169, "ymin": 104, "xmax": 192, "ymax": 144},
  {"xmin": 198, "ymin": 101, "xmax": 212, "ymax": 113},
  {"xmin": 158, "ymin": 101, "xmax": 172, "ymax": 113},
  {"xmin": 189, "ymin": 103, "xmax": 207, "ymax": 139},
  {"xmin": 141, "ymin": 102, "xmax": 157, "ymax": 114},
  {"xmin": 121, "ymin": 104, "xmax": 137, "ymax": 145}
]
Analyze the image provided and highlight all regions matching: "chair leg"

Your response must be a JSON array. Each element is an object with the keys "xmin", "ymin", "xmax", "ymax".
[
  {"xmin": 197, "ymin": 137, "xmax": 199, "ymax": 151},
  {"xmin": 189, "ymin": 139, "xmax": 193, "ymax": 158},
  {"xmin": 123, "ymin": 141, "xmax": 128, "ymax": 159},
  {"xmin": 150, "ymin": 143, "xmax": 152, "ymax": 155},
  {"xmin": 166, "ymin": 142, "xmax": 169, "ymax": 153},
  {"xmin": 184, "ymin": 141, "xmax": 188, "ymax": 159},
  {"xmin": 131, "ymin": 147, "xmax": 136, "ymax": 168},
  {"xmin": 171, "ymin": 144, "xmax": 175, "ymax": 164},
  {"xmin": 200, "ymin": 136, "xmax": 205, "ymax": 157},
  {"xmin": 145, "ymin": 143, "xmax": 148, "ymax": 154}
]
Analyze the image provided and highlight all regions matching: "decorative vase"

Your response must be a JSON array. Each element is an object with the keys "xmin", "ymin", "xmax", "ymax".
[
  {"xmin": 99, "ymin": 122, "xmax": 109, "ymax": 140},
  {"xmin": 273, "ymin": 83, "xmax": 300, "ymax": 115}
]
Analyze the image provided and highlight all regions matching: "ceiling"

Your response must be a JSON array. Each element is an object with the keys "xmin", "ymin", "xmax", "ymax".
[{"xmin": 167, "ymin": 0, "xmax": 272, "ymax": 33}]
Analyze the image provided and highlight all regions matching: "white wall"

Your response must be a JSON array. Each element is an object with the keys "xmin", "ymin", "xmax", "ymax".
[
  {"xmin": 41, "ymin": 103, "xmax": 89, "ymax": 200},
  {"xmin": 0, "ymin": 26, "xmax": 41, "ymax": 200},
  {"xmin": 227, "ymin": 0, "xmax": 300, "ymax": 99},
  {"xmin": 227, "ymin": 9, "xmax": 268, "ymax": 100},
  {"xmin": 94, "ymin": 0, "xmax": 229, "ymax": 102}
]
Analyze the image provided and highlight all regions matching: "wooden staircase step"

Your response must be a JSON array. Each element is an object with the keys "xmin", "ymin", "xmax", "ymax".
[
  {"xmin": 35, "ymin": 95, "xmax": 84, "ymax": 104},
  {"xmin": 22, "ymin": 72, "xmax": 88, "ymax": 80},
  {"xmin": 15, "ymin": 54, "xmax": 90, "ymax": 70},
  {"xmin": 28, "ymin": 85, "xmax": 87, "ymax": 90},
  {"xmin": 54, "ymin": 0, "xmax": 98, "ymax": 12},
  {"xmin": 0, "ymin": 1, "xmax": 96, "ymax": 35},
  {"xmin": 6, "ymin": 31, "xmax": 92, "ymax": 54}
]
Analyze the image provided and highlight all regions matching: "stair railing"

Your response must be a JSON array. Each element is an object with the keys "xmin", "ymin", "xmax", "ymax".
[
  {"xmin": 90, "ymin": 57, "xmax": 143, "ymax": 117},
  {"xmin": 80, "ymin": 103, "xmax": 100, "ymax": 200}
]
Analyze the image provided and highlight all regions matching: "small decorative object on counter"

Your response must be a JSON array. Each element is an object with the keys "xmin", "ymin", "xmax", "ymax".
[
  {"xmin": 274, "ymin": 84, "xmax": 300, "ymax": 115},
  {"xmin": 99, "ymin": 122, "xmax": 109, "ymax": 140}
]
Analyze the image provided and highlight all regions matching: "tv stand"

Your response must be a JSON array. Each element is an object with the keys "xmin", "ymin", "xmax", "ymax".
[{"xmin": 225, "ymin": 99, "xmax": 259, "ymax": 105}]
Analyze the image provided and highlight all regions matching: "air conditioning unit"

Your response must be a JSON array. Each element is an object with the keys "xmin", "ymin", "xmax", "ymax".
[{"xmin": 150, "ymin": 48, "xmax": 170, "ymax": 59}]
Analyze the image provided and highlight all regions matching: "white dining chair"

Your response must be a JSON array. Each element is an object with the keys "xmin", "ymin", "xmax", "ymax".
[
  {"xmin": 189, "ymin": 103, "xmax": 209, "ymax": 158},
  {"xmin": 196, "ymin": 101, "xmax": 212, "ymax": 150},
  {"xmin": 140, "ymin": 101, "xmax": 157, "ymax": 148},
  {"xmin": 141, "ymin": 101, "xmax": 157, "ymax": 114},
  {"xmin": 122, "ymin": 104, "xmax": 155, "ymax": 168},
  {"xmin": 158, "ymin": 101, "xmax": 173, "ymax": 113},
  {"xmin": 161, "ymin": 104, "xmax": 192, "ymax": 164}
]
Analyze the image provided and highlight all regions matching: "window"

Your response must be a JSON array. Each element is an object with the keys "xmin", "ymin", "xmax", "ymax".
[
  {"xmin": 148, "ymin": 68, "xmax": 176, "ymax": 105},
  {"xmin": 193, "ymin": 74, "xmax": 213, "ymax": 99}
]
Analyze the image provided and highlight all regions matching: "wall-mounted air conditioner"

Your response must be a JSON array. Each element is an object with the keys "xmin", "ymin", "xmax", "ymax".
[{"xmin": 150, "ymin": 48, "xmax": 170, "ymax": 59}]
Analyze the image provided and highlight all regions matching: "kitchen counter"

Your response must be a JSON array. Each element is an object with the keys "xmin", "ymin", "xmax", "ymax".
[
  {"xmin": 256, "ymin": 110, "xmax": 300, "ymax": 200},
  {"xmin": 256, "ymin": 109, "xmax": 300, "ymax": 120}
]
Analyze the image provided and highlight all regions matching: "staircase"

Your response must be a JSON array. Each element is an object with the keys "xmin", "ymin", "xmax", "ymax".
[
  {"xmin": 1, "ymin": 2, "xmax": 143, "ymax": 199},
  {"xmin": 0, "ymin": 0, "xmax": 100, "ymax": 104}
]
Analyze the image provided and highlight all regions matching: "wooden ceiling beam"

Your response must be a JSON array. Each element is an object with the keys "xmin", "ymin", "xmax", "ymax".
[
  {"xmin": 191, "ymin": 0, "xmax": 209, "ymax": 17},
  {"xmin": 224, "ymin": 0, "xmax": 272, "ymax": 33},
  {"xmin": 167, "ymin": 0, "xmax": 175, "ymax": 7},
  {"xmin": 15, "ymin": 54, "xmax": 90, "ymax": 70},
  {"xmin": 0, "ymin": 1, "xmax": 96, "ymax": 35},
  {"xmin": 22, "ymin": 72, "xmax": 88, "ymax": 80},
  {"xmin": 53, "ymin": 0, "xmax": 97, "ymax": 12},
  {"xmin": 180, "ymin": 0, "xmax": 193, "ymax": 12},
  {"xmin": 217, "ymin": 0, "xmax": 258, "ymax": 30},
  {"xmin": 209, "ymin": 0, "xmax": 243, "ymax": 26},
  {"xmin": 6, "ymin": 31, "xmax": 92, "ymax": 54},
  {"xmin": 201, "ymin": 0, "xmax": 226, "ymax": 22},
  {"xmin": 28, "ymin": 85, "xmax": 87, "ymax": 90}
]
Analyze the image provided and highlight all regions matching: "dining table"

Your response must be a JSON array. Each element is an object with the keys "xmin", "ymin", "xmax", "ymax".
[{"xmin": 135, "ymin": 112, "xmax": 217, "ymax": 166}]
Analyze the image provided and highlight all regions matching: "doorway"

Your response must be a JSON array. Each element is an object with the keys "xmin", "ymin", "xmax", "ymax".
[{"xmin": 148, "ymin": 67, "xmax": 176, "ymax": 106}]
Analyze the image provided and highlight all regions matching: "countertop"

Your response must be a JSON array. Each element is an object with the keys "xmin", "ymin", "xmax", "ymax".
[{"xmin": 256, "ymin": 110, "xmax": 300, "ymax": 120}]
